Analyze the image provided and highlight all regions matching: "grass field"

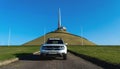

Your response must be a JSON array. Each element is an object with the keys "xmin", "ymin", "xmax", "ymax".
[
  {"xmin": 68, "ymin": 46, "xmax": 120, "ymax": 64},
  {"xmin": 0, "ymin": 46, "xmax": 39, "ymax": 61},
  {"xmin": 0, "ymin": 45, "xmax": 120, "ymax": 65}
]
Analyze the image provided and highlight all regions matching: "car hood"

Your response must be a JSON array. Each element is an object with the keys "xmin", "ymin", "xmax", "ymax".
[{"xmin": 43, "ymin": 44, "xmax": 65, "ymax": 46}]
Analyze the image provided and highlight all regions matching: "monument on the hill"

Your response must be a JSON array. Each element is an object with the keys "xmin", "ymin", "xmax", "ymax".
[
  {"xmin": 23, "ymin": 8, "xmax": 95, "ymax": 45},
  {"xmin": 57, "ymin": 8, "xmax": 67, "ymax": 31}
]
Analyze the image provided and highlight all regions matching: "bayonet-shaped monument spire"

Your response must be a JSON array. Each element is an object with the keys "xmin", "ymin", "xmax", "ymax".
[
  {"xmin": 58, "ymin": 8, "xmax": 61, "ymax": 29},
  {"xmin": 56, "ymin": 8, "xmax": 67, "ymax": 31}
]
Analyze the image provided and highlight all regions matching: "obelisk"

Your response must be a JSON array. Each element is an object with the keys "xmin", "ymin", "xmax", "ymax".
[{"xmin": 58, "ymin": 8, "xmax": 61, "ymax": 29}]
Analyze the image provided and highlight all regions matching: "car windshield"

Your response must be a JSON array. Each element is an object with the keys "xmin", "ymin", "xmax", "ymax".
[{"xmin": 46, "ymin": 40, "xmax": 63, "ymax": 44}]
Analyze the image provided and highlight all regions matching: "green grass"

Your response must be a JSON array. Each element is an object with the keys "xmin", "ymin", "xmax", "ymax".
[
  {"xmin": 0, "ymin": 46, "xmax": 40, "ymax": 61},
  {"xmin": 1, "ymin": 45, "xmax": 120, "ymax": 65},
  {"xmin": 24, "ymin": 31, "xmax": 95, "ymax": 45},
  {"xmin": 68, "ymin": 46, "xmax": 120, "ymax": 64}
]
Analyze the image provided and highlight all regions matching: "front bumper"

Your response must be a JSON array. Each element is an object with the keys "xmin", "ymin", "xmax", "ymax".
[{"xmin": 40, "ymin": 50, "xmax": 66, "ymax": 57}]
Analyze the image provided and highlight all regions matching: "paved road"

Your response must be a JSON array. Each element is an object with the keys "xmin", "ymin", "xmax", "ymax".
[{"xmin": 0, "ymin": 53, "xmax": 103, "ymax": 69}]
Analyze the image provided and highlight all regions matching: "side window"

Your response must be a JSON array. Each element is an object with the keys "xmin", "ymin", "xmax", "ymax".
[{"xmin": 58, "ymin": 40, "xmax": 63, "ymax": 44}]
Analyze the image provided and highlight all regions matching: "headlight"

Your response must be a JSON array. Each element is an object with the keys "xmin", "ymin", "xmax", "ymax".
[
  {"xmin": 41, "ymin": 46, "xmax": 46, "ymax": 50},
  {"xmin": 59, "ymin": 46, "xmax": 65, "ymax": 50}
]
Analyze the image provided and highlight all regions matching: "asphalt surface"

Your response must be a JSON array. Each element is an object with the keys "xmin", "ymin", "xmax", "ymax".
[{"xmin": 0, "ymin": 53, "xmax": 103, "ymax": 69}]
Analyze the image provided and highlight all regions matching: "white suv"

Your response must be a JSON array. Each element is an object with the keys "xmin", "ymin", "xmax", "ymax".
[{"xmin": 40, "ymin": 38, "xmax": 67, "ymax": 60}]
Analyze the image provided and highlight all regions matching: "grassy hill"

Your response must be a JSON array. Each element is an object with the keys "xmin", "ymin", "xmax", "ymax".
[{"xmin": 23, "ymin": 30, "xmax": 95, "ymax": 45}]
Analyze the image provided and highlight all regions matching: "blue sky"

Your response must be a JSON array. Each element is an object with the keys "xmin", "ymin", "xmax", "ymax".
[{"xmin": 0, "ymin": 0, "xmax": 120, "ymax": 45}]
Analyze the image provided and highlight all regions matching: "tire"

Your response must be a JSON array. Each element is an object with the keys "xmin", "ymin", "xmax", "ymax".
[
  {"xmin": 63, "ymin": 54, "xmax": 67, "ymax": 60},
  {"xmin": 40, "ymin": 53, "xmax": 43, "ymax": 56},
  {"xmin": 41, "ymin": 54, "xmax": 50, "ymax": 60},
  {"xmin": 40, "ymin": 53, "xmax": 45, "ymax": 58}
]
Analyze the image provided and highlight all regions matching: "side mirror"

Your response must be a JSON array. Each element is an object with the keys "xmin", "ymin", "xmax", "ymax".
[
  {"xmin": 65, "ymin": 43, "xmax": 68, "ymax": 45},
  {"xmin": 41, "ymin": 44, "xmax": 43, "ymax": 46}
]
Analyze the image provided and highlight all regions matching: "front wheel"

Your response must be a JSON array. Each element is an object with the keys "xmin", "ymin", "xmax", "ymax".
[{"xmin": 63, "ymin": 54, "xmax": 67, "ymax": 60}]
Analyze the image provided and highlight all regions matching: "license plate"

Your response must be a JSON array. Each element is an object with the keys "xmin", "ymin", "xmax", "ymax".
[
  {"xmin": 49, "ymin": 51, "xmax": 57, "ymax": 54},
  {"xmin": 49, "ymin": 52, "xmax": 57, "ymax": 54}
]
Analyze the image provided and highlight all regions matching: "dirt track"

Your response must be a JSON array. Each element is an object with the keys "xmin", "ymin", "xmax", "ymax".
[{"xmin": 0, "ymin": 53, "xmax": 103, "ymax": 69}]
